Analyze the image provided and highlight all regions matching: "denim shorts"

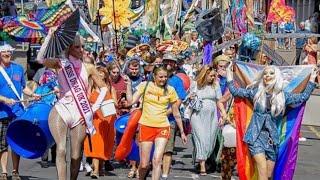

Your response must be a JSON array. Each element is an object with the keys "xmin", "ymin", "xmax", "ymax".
[{"xmin": 248, "ymin": 130, "xmax": 277, "ymax": 161}]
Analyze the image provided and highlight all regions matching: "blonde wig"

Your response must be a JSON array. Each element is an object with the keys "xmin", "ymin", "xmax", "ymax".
[{"xmin": 247, "ymin": 66, "xmax": 285, "ymax": 117}]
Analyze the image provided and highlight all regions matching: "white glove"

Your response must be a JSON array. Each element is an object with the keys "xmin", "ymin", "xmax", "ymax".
[
  {"xmin": 91, "ymin": 87, "xmax": 108, "ymax": 112},
  {"xmin": 226, "ymin": 62, "xmax": 233, "ymax": 82}
]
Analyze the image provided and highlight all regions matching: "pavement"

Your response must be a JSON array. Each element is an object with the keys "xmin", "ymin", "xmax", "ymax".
[{"xmin": 2, "ymin": 125, "xmax": 320, "ymax": 180}]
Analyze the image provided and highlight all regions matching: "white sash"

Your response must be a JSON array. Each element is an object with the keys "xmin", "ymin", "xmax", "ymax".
[
  {"xmin": 60, "ymin": 59, "xmax": 95, "ymax": 135},
  {"xmin": 0, "ymin": 65, "xmax": 25, "ymax": 107}
]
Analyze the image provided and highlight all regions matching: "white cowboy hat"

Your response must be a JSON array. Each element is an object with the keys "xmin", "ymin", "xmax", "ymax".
[{"xmin": 0, "ymin": 44, "xmax": 15, "ymax": 52}]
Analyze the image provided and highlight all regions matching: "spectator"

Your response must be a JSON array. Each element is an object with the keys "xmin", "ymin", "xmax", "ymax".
[
  {"xmin": 213, "ymin": 55, "xmax": 231, "ymax": 94},
  {"xmin": 0, "ymin": 44, "xmax": 40, "ymax": 180},
  {"xmin": 32, "ymin": 68, "xmax": 59, "ymax": 168},
  {"xmin": 2, "ymin": 0, "xmax": 17, "ymax": 17},
  {"xmin": 107, "ymin": 61, "xmax": 132, "ymax": 116},
  {"xmin": 161, "ymin": 53, "xmax": 187, "ymax": 179},
  {"xmin": 296, "ymin": 22, "xmax": 310, "ymax": 65},
  {"xmin": 305, "ymin": 16, "xmax": 312, "ymax": 31},
  {"xmin": 302, "ymin": 36, "xmax": 318, "ymax": 65},
  {"xmin": 124, "ymin": 58, "xmax": 143, "ymax": 93}
]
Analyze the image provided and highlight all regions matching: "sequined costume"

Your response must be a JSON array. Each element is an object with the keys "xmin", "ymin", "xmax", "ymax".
[{"xmin": 227, "ymin": 81, "xmax": 316, "ymax": 161}]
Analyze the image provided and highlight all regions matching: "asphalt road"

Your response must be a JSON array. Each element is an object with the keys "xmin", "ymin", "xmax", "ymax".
[{"xmin": 3, "ymin": 125, "xmax": 320, "ymax": 180}]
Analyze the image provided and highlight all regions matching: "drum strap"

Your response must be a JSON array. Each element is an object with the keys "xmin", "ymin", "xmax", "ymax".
[
  {"xmin": 0, "ymin": 65, "xmax": 25, "ymax": 107},
  {"xmin": 60, "ymin": 59, "xmax": 95, "ymax": 135}
]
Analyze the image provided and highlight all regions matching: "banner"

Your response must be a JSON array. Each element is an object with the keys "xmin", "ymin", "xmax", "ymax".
[
  {"xmin": 145, "ymin": 0, "xmax": 160, "ymax": 28},
  {"xmin": 267, "ymin": 0, "xmax": 295, "ymax": 23},
  {"xmin": 87, "ymin": 0, "xmax": 99, "ymax": 22}
]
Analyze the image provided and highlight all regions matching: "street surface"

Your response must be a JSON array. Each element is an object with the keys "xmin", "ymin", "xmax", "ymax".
[{"xmin": 4, "ymin": 125, "xmax": 320, "ymax": 180}]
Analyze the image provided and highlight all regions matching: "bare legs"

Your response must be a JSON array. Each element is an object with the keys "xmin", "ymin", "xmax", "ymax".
[
  {"xmin": 162, "ymin": 153, "xmax": 172, "ymax": 177},
  {"xmin": 0, "ymin": 151, "xmax": 8, "ymax": 174},
  {"xmin": 48, "ymin": 108, "xmax": 86, "ymax": 180},
  {"xmin": 199, "ymin": 160, "xmax": 206, "ymax": 174},
  {"xmin": 11, "ymin": 151, "xmax": 20, "ymax": 173},
  {"xmin": 139, "ymin": 138, "xmax": 168, "ymax": 180},
  {"xmin": 139, "ymin": 141, "xmax": 153, "ymax": 180},
  {"xmin": 253, "ymin": 153, "xmax": 275, "ymax": 180}
]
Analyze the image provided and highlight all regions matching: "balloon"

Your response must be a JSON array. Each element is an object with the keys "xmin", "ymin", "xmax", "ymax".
[{"xmin": 176, "ymin": 73, "xmax": 191, "ymax": 91}]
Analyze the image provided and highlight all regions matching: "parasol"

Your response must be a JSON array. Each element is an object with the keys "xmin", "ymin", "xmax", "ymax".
[
  {"xmin": 43, "ymin": 9, "xmax": 80, "ymax": 59},
  {"xmin": 2, "ymin": 16, "xmax": 47, "ymax": 43}
]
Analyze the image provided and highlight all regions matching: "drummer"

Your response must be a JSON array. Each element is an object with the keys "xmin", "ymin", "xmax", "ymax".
[{"xmin": 0, "ymin": 44, "xmax": 40, "ymax": 180}]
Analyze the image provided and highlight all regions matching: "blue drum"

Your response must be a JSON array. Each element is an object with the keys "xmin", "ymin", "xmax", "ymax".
[
  {"xmin": 114, "ymin": 113, "xmax": 130, "ymax": 134},
  {"xmin": 6, "ymin": 102, "xmax": 54, "ymax": 159},
  {"xmin": 115, "ymin": 113, "xmax": 130, "ymax": 145}
]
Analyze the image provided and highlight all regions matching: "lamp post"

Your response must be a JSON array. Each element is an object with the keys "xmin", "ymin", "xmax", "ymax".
[{"xmin": 20, "ymin": 0, "xmax": 24, "ymax": 15}]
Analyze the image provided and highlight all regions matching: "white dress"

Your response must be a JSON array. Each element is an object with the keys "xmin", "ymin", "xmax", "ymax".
[{"xmin": 190, "ymin": 83, "xmax": 221, "ymax": 160}]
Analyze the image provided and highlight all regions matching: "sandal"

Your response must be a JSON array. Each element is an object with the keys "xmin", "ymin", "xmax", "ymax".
[
  {"xmin": 127, "ymin": 169, "xmax": 136, "ymax": 178},
  {"xmin": 135, "ymin": 170, "xmax": 139, "ymax": 179},
  {"xmin": 199, "ymin": 171, "xmax": 207, "ymax": 176},
  {"xmin": 90, "ymin": 172, "xmax": 99, "ymax": 179},
  {"xmin": 11, "ymin": 171, "xmax": 21, "ymax": 180},
  {"xmin": 0, "ymin": 173, "xmax": 7, "ymax": 180}
]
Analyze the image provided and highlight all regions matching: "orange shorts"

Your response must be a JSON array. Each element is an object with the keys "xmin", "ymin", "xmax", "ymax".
[{"xmin": 139, "ymin": 125, "xmax": 170, "ymax": 142}]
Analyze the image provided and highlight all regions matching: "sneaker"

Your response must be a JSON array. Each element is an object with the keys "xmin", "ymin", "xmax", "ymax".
[
  {"xmin": 161, "ymin": 175, "xmax": 168, "ymax": 180},
  {"xmin": 79, "ymin": 162, "xmax": 84, "ymax": 172},
  {"xmin": 85, "ymin": 163, "xmax": 93, "ymax": 174},
  {"xmin": 299, "ymin": 137, "xmax": 307, "ymax": 142}
]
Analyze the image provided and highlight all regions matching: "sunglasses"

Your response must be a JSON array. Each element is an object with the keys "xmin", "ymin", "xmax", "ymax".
[{"xmin": 1, "ymin": 51, "xmax": 12, "ymax": 56}]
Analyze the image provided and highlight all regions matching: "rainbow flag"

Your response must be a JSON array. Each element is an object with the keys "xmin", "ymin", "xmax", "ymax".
[{"xmin": 233, "ymin": 61, "xmax": 313, "ymax": 180}]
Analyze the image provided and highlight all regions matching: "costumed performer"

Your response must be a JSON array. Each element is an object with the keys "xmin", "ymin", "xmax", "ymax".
[
  {"xmin": 226, "ymin": 63, "xmax": 318, "ymax": 180},
  {"xmin": 37, "ymin": 28, "xmax": 108, "ymax": 180}
]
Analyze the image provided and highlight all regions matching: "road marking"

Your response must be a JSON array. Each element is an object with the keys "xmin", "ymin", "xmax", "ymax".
[
  {"xmin": 309, "ymin": 126, "xmax": 320, "ymax": 138},
  {"xmin": 173, "ymin": 175, "xmax": 194, "ymax": 179},
  {"xmin": 191, "ymin": 173, "xmax": 199, "ymax": 179}
]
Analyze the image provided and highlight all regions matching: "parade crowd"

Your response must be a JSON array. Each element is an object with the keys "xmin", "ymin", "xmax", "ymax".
[
  {"xmin": 0, "ymin": 1, "xmax": 320, "ymax": 179},
  {"xmin": 0, "ymin": 26, "xmax": 319, "ymax": 180}
]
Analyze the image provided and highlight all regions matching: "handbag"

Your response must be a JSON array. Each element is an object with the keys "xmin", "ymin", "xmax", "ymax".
[
  {"xmin": 187, "ymin": 83, "xmax": 203, "ymax": 111},
  {"xmin": 100, "ymin": 99, "xmax": 117, "ymax": 117},
  {"xmin": 188, "ymin": 95, "xmax": 203, "ymax": 111},
  {"xmin": 222, "ymin": 124, "xmax": 236, "ymax": 147}
]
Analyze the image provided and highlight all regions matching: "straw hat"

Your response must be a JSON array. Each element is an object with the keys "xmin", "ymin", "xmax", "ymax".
[{"xmin": 214, "ymin": 54, "xmax": 231, "ymax": 64}]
